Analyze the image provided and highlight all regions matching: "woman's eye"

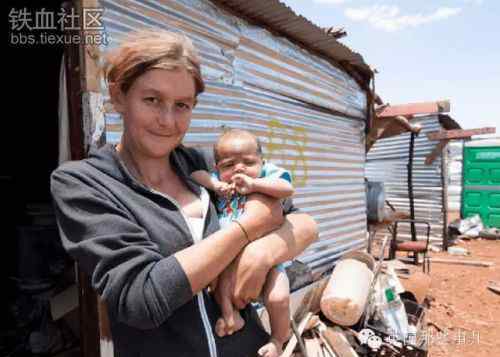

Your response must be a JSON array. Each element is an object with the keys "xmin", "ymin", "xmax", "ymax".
[
  {"xmin": 176, "ymin": 102, "xmax": 191, "ymax": 110},
  {"xmin": 144, "ymin": 97, "xmax": 158, "ymax": 104}
]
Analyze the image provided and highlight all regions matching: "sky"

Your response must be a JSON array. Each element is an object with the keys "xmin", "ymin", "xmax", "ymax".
[{"xmin": 281, "ymin": 0, "xmax": 499, "ymax": 136}]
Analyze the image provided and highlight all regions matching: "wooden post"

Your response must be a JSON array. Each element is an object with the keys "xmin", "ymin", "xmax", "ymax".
[
  {"xmin": 425, "ymin": 139, "xmax": 449, "ymax": 165},
  {"xmin": 408, "ymin": 132, "xmax": 417, "ymax": 243},
  {"xmin": 64, "ymin": 0, "xmax": 105, "ymax": 356},
  {"xmin": 63, "ymin": 0, "xmax": 85, "ymax": 161},
  {"xmin": 441, "ymin": 142, "xmax": 450, "ymax": 251},
  {"xmin": 77, "ymin": 269, "xmax": 101, "ymax": 357}
]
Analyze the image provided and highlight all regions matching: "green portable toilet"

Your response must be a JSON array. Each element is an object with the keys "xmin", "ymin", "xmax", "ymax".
[{"xmin": 462, "ymin": 138, "xmax": 500, "ymax": 228}]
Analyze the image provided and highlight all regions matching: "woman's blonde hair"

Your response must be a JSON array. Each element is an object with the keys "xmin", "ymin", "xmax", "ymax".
[{"xmin": 104, "ymin": 29, "xmax": 205, "ymax": 96}]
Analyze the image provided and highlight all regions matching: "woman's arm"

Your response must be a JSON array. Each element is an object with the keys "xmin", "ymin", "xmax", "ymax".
[
  {"xmin": 219, "ymin": 197, "xmax": 318, "ymax": 309},
  {"xmin": 250, "ymin": 212, "xmax": 318, "ymax": 266},
  {"xmin": 52, "ymin": 168, "xmax": 283, "ymax": 330},
  {"xmin": 174, "ymin": 193, "xmax": 284, "ymax": 294}
]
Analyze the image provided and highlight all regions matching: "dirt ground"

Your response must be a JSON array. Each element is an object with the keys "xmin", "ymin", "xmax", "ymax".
[{"xmin": 425, "ymin": 239, "xmax": 500, "ymax": 356}]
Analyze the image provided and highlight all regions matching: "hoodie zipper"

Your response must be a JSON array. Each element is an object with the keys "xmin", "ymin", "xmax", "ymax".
[
  {"xmin": 113, "ymin": 148, "xmax": 218, "ymax": 357},
  {"xmin": 150, "ymin": 187, "xmax": 218, "ymax": 357}
]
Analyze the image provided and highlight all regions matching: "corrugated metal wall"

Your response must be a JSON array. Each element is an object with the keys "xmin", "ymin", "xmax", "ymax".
[
  {"xmin": 447, "ymin": 140, "xmax": 463, "ymax": 215},
  {"xmin": 366, "ymin": 115, "xmax": 445, "ymax": 243},
  {"xmin": 99, "ymin": 0, "xmax": 368, "ymax": 279}
]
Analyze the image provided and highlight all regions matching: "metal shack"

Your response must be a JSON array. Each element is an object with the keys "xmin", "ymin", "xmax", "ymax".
[
  {"xmin": 76, "ymin": 0, "xmax": 374, "ymax": 281},
  {"xmin": 447, "ymin": 140, "xmax": 464, "ymax": 223},
  {"xmin": 366, "ymin": 106, "xmax": 460, "ymax": 247}
]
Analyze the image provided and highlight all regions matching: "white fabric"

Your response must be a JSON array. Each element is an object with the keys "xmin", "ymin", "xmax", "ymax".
[
  {"xmin": 186, "ymin": 187, "xmax": 210, "ymax": 243},
  {"xmin": 188, "ymin": 217, "xmax": 205, "ymax": 241}
]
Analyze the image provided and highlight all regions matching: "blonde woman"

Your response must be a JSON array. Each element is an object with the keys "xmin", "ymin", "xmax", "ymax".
[{"xmin": 51, "ymin": 29, "xmax": 317, "ymax": 357}]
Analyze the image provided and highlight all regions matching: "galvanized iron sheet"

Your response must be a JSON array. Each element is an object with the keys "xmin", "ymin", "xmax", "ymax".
[
  {"xmin": 212, "ymin": 0, "xmax": 372, "ymax": 80},
  {"xmin": 447, "ymin": 140, "xmax": 463, "ymax": 213},
  {"xmin": 99, "ymin": 0, "xmax": 368, "ymax": 278},
  {"xmin": 366, "ymin": 115, "xmax": 445, "ymax": 243}
]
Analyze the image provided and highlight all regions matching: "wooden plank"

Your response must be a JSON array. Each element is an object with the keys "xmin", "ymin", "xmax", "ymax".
[
  {"xmin": 320, "ymin": 327, "xmax": 359, "ymax": 357},
  {"xmin": 427, "ymin": 127, "xmax": 496, "ymax": 140},
  {"xmin": 98, "ymin": 298, "xmax": 114, "ymax": 357},
  {"xmin": 367, "ymin": 116, "xmax": 421, "ymax": 151},
  {"xmin": 281, "ymin": 313, "xmax": 313, "ymax": 357},
  {"xmin": 71, "ymin": 2, "xmax": 105, "ymax": 355},
  {"xmin": 377, "ymin": 100, "xmax": 450, "ymax": 118},
  {"xmin": 63, "ymin": 1, "xmax": 85, "ymax": 161},
  {"xmin": 78, "ymin": 268, "xmax": 101, "ymax": 357},
  {"xmin": 316, "ymin": 330, "xmax": 337, "ymax": 356},
  {"xmin": 62, "ymin": 1, "xmax": 100, "ymax": 356},
  {"xmin": 425, "ymin": 139, "xmax": 449, "ymax": 165},
  {"xmin": 303, "ymin": 337, "xmax": 322, "ymax": 357},
  {"xmin": 430, "ymin": 258, "xmax": 494, "ymax": 267}
]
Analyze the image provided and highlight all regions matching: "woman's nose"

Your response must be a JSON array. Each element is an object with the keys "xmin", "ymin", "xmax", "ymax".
[{"xmin": 157, "ymin": 105, "xmax": 175, "ymax": 127}]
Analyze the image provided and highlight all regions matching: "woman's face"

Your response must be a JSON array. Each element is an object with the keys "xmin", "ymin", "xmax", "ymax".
[{"xmin": 113, "ymin": 68, "xmax": 196, "ymax": 159}]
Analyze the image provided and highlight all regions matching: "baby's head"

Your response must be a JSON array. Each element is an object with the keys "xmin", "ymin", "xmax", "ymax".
[{"xmin": 214, "ymin": 129, "xmax": 263, "ymax": 183}]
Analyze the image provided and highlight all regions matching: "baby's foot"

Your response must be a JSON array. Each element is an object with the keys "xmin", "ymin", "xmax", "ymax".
[
  {"xmin": 214, "ymin": 310, "xmax": 245, "ymax": 337},
  {"xmin": 257, "ymin": 338, "xmax": 283, "ymax": 357}
]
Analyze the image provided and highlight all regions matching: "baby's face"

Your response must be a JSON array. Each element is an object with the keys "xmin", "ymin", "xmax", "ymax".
[{"xmin": 216, "ymin": 137, "xmax": 263, "ymax": 183}]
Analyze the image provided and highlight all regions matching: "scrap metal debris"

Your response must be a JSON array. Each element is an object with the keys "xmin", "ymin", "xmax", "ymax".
[{"xmin": 282, "ymin": 238, "xmax": 429, "ymax": 357}]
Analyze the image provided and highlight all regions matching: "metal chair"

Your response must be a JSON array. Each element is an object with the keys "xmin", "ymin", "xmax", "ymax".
[{"xmin": 389, "ymin": 219, "xmax": 431, "ymax": 273}]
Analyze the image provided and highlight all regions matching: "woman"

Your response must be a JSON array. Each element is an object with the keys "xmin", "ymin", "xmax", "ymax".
[{"xmin": 51, "ymin": 29, "xmax": 317, "ymax": 357}]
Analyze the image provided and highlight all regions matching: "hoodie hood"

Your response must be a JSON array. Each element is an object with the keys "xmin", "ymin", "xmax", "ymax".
[{"xmin": 84, "ymin": 143, "xmax": 201, "ymax": 195}]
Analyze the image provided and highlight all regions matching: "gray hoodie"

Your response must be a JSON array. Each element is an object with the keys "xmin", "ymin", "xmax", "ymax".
[{"xmin": 51, "ymin": 143, "xmax": 269, "ymax": 357}]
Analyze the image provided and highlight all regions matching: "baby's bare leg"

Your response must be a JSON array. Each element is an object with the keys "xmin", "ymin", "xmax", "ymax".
[
  {"xmin": 213, "ymin": 284, "xmax": 245, "ymax": 337},
  {"xmin": 258, "ymin": 267, "xmax": 291, "ymax": 357}
]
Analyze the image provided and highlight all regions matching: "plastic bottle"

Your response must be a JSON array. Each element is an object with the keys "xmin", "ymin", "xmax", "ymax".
[{"xmin": 379, "ymin": 269, "xmax": 409, "ymax": 341}]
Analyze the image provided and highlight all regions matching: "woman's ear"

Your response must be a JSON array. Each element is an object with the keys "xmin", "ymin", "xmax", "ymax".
[{"xmin": 109, "ymin": 83, "xmax": 126, "ymax": 114}]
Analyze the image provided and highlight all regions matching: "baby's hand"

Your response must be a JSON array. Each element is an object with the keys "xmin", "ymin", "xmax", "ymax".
[
  {"xmin": 214, "ymin": 181, "xmax": 234, "ymax": 198},
  {"xmin": 232, "ymin": 174, "xmax": 255, "ymax": 195}
]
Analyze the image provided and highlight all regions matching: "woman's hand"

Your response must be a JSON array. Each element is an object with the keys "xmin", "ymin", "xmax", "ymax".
[
  {"xmin": 226, "ymin": 213, "xmax": 319, "ymax": 308},
  {"xmin": 220, "ymin": 239, "xmax": 274, "ymax": 309}
]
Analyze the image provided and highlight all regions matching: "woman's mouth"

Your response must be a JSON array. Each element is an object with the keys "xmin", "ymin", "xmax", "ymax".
[{"xmin": 150, "ymin": 131, "xmax": 175, "ymax": 138}]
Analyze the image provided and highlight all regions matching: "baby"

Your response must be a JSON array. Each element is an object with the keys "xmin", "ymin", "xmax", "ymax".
[{"xmin": 191, "ymin": 129, "xmax": 293, "ymax": 357}]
